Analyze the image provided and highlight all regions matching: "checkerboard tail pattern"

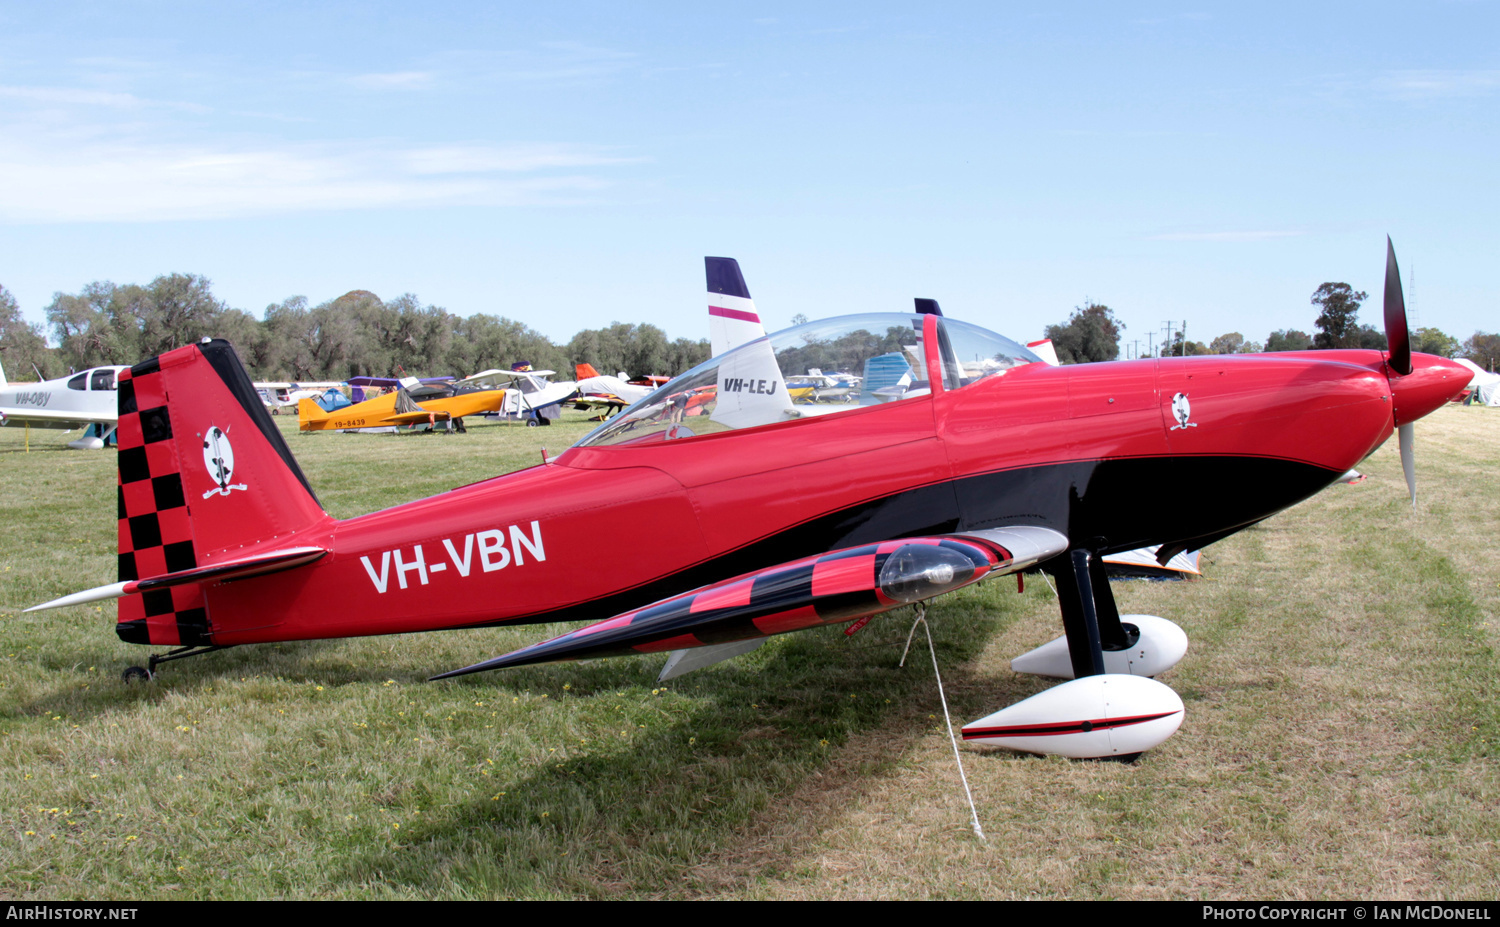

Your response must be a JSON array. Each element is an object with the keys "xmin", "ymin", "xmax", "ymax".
[
  {"xmin": 115, "ymin": 353, "xmax": 207, "ymax": 646},
  {"xmin": 112, "ymin": 340, "xmax": 326, "ymax": 647}
]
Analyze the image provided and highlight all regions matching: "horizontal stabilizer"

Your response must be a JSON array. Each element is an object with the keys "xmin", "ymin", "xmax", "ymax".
[
  {"xmin": 27, "ymin": 546, "xmax": 327, "ymax": 613},
  {"xmin": 434, "ymin": 527, "xmax": 1066, "ymax": 679}
]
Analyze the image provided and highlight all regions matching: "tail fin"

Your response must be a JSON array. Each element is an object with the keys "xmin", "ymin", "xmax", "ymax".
[
  {"xmin": 706, "ymin": 257, "xmax": 768, "ymax": 358},
  {"xmin": 114, "ymin": 340, "xmax": 328, "ymax": 645},
  {"xmin": 297, "ymin": 396, "xmax": 330, "ymax": 428},
  {"xmin": 0, "ymin": 360, "xmax": 7, "ymax": 388},
  {"xmin": 575, "ymin": 362, "xmax": 600, "ymax": 380}
]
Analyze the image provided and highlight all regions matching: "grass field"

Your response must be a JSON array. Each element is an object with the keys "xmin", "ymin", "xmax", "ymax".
[{"xmin": 1, "ymin": 406, "xmax": 1496, "ymax": 900}]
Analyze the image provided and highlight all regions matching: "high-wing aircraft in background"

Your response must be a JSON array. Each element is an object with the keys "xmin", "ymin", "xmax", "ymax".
[
  {"xmin": 29, "ymin": 241, "xmax": 1465, "ymax": 760},
  {"xmin": 0, "ymin": 363, "xmax": 128, "ymax": 449}
]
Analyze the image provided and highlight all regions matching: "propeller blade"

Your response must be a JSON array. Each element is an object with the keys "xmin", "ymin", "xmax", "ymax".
[
  {"xmin": 1399, "ymin": 422, "xmax": 1416, "ymax": 507},
  {"xmin": 1384, "ymin": 236, "xmax": 1412, "ymax": 376}
]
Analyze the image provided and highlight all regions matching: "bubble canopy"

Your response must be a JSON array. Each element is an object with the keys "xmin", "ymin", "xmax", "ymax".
[{"xmin": 573, "ymin": 313, "xmax": 1043, "ymax": 449}]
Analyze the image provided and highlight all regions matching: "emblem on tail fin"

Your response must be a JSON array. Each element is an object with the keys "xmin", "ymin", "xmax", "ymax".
[
  {"xmin": 1169, "ymin": 392, "xmax": 1197, "ymax": 431},
  {"xmin": 201, "ymin": 425, "xmax": 248, "ymax": 498}
]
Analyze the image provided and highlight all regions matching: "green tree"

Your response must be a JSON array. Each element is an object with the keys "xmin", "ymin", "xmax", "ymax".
[
  {"xmin": 1044, "ymin": 301, "xmax": 1122, "ymax": 364},
  {"xmin": 1159, "ymin": 329, "xmax": 1209, "ymax": 357},
  {"xmin": 135, "ymin": 274, "xmax": 229, "ymax": 357},
  {"xmin": 1410, "ymin": 327, "xmax": 1459, "ymax": 358},
  {"xmin": 0, "ymin": 285, "xmax": 58, "ymax": 379},
  {"xmin": 45, "ymin": 275, "xmax": 247, "ymax": 370},
  {"xmin": 1265, "ymin": 329, "xmax": 1313, "ymax": 352},
  {"xmin": 46, "ymin": 281, "xmax": 126, "ymax": 369},
  {"xmin": 1311, "ymin": 283, "xmax": 1368, "ymax": 349},
  {"xmin": 454, "ymin": 314, "xmax": 566, "ymax": 377},
  {"xmin": 665, "ymin": 337, "xmax": 710, "ymax": 374},
  {"xmin": 1209, "ymin": 332, "xmax": 1259, "ymax": 354},
  {"xmin": 566, "ymin": 322, "xmax": 686, "ymax": 378},
  {"xmin": 1462, "ymin": 332, "xmax": 1500, "ymax": 372},
  {"xmin": 1354, "ymin": 324, "xmax": 1386, "ymax": 350},
  {"xmin": 1208, "ymin": 332, "xmax": 1242, "ymax": 354}
]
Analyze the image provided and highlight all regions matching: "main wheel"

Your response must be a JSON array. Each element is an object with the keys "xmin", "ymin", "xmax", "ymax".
[{"xmin": 122, "ymin": 666, "xmax": 152, "ymax": 683}]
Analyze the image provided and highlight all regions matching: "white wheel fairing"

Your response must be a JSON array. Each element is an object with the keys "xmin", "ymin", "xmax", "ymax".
[
  {"xmin": 1010, "ymin": 614, "xmax": 1188, "ymax": 679},
  {"xmin": 962, "ymin": 674, "xmax": 1184, "ymax": 758}
]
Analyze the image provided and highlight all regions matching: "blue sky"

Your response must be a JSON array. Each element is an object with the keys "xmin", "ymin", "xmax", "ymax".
[{"xmin": 1, "ymin": 2, "xmax": 1495, "ymax": 351}]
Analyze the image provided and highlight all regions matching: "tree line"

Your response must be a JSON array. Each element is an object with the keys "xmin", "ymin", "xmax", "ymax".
[
  {"xmin": 1044, "ymin": 284, "xmax": 1497, "ymax": 368},
  {"xmin": 4, "ymin": 272, "xmax": 1494, "ymax": 381},
  {"xmin": 0, "ymin": 275, "xmax": 711, "ymax": 383}
]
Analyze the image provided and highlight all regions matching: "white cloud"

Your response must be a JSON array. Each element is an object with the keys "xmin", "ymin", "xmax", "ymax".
[
  {"xmin": 347, "ymin": 71, "xmax": 437, "ymax": 90},
  {"xmin": 0, "ymin": 139, "xmax": 626, "ymax": 223},
  {"xmin": 0, "ymin": 85, "xmax": 142, "ymax": 107},
  {"xmin": 1148, "ymin": 230, "xmax": 1307, "ymax": 242},
  {"xmin": 0, "ymin": 84, "xmax": 212, "ymax": 113},
  {"xmin": 402, "ymin": 144, "xmax": 639, "ymax": 175},
  {"xmin": 0, "ymin": 47, "xmax": 645, "ymax": 223},
  {"xmin": 1375, "ymin": 69, "xmax": 1500, "ymax": 100}
]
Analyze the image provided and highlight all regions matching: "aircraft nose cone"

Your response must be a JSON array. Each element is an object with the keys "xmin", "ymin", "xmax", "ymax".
[{"xmin": 1391, "ymin": 354, "xmax": 1468, "ymax": 426}]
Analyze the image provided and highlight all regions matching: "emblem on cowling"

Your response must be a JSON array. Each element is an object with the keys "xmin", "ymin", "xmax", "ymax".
[
  {"xmin": 202, "ymin": 425, "xmax": 248, "ymax": 498},
  {"xmin": 1169, "ymin": 392, "xmax": 1198, "ymax": 431}
]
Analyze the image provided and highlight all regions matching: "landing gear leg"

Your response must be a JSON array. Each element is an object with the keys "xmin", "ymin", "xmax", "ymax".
[
  {"xmin": 1052, "ymin": 547, "xmax": 1139, "ymax": 679},
  {"xmin": 1085, "ymin": 549, "xmax": 1139, "ymax": 654},
  {"xmin": 122, "ymin": 645, "xmax": 233, "ymax": 683}
]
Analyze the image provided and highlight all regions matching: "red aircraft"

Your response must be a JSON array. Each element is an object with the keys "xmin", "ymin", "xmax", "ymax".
[{"xmin": 30, "ymin": 241, "xmax": 1465, "ymax": 759}]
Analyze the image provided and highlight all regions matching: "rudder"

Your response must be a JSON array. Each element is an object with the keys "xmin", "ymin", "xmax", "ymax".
[{"xmin": 706, "ymin": 257, "xmax": 768, "ymax": 358}]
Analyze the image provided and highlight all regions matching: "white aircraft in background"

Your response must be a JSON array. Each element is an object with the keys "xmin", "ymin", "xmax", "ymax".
[
  {"xmin": 0, "ymin": 362, "xmax": 128, "ymax": 449},
  {"xmin": 254, "ymin": 381, "xmax": 346, "ymax": 415}
]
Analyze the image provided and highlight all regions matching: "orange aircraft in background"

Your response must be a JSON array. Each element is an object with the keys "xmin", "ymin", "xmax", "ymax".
[{"xmin": 298, "ymin": 369, "xmax": 575, "ymax": 432}]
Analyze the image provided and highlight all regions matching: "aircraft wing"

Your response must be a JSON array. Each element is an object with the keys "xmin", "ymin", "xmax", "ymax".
[
  {"xmin": 572, "ymin": 395, "xmax": 625, "ymax": 410},
  {"xmin": 434, "ymin": 526, "xmax": 1066, "ymax": 679},
  {"xmin": 0, "ymin": 408, "xmax": 114, "ymax": 429},
  {"xmin": 383, "ymin": 409, "xmax": 453, "ymax": 425},
  {"xmin": 470, "ymin": 369, "xmax": 557, "ymax": 386},
  {"xmin": 454, "ymin": 368, "xmax": 507, "ymax": 385}
]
